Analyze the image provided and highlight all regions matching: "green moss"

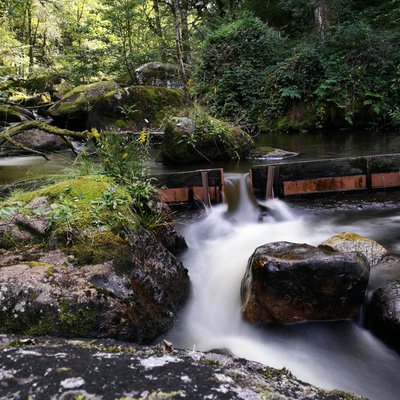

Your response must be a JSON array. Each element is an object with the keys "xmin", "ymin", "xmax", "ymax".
[
  {"xmin": 4, "ymin": 176, "xmax": 138, "ymax": 263},
  {"xmin": 68, "ymin": 230, "xmax": 132, "ymax": 270},
  {"xmin": 100, "ymin": 85, "xmax": 184, "ymax": 129},
  {"xmin": 0, "ymin": 104, "xmax": 23, "ymax": 122},
  {"xmin": 160, "ymin": 110, "xmax": 255, "ymax": 164},
  {"xmin": 59, "ymin": 300, "xmax": 99, "ymax": 338},
  {"xmin": 10, "ymin": 175, "xmax": 135, "ymax": 230},
  {"xmin": 50, "ymin": 81, "xmax": 120, "ymax": 116},
  {"xmin": 325, "ymin": 390, "xmax": 363, "ymax": 400},
  {"xmin": 26, "ymin": 314, "xmax": 57, "ymax": 336},
  {"xmin": 264, "ymin": 103, "xmax": 320, "ymax": 133}
]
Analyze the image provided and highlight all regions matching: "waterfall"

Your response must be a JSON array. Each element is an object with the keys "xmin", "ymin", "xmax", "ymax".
[{"xmin": 168, "ymin": 174, "xmax": 400, "ymax": 400}]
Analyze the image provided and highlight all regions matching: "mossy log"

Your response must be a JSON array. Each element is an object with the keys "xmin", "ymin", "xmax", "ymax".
[{"xmin": 0, "ymin": 121, "xmax": 88, "ymax": 159}]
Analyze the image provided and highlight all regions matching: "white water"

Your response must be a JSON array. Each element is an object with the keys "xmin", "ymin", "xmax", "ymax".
[{"xmin": 169, "ymin": 174, "xmax": 400, "ymax": 400}]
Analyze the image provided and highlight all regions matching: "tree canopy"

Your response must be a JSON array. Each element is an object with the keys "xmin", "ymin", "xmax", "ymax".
[{"xmin": 1, "ymin": 0, "xmax": 399, "ymax": 132}]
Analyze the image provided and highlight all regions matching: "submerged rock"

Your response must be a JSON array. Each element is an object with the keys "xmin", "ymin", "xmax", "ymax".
[
  {"xmin": 160, "ymin": 115, "xmax": 255, "ymax": 164},
  {"xmin": 241, "ymin": 241, "xmax": 370, "ymax": 324},
  {"xmin": 320, "ymin": 232, "xmax": 389, "ymax": 267},
  {"xmin": 367, "ymin": 280, "xmax": 400, "ymax": 352},
  {"xmin": 0, "ymin": 336, "xmax": 364, "ymax": 399}
]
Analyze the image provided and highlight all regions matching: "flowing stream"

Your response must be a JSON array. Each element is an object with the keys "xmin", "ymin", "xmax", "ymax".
[{"xmin": 168, "ymin": 173, "xmax": 400, "ymax": 400}]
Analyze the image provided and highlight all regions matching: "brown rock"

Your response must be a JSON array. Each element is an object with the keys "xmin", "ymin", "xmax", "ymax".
[{"xmin": 241, "ymin": 241, "xmax": 370, "ymax": 324}]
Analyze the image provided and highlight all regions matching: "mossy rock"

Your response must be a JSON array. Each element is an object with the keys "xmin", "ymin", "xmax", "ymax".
[
  {"xmin": 264, "ymin": 103, "xmax": 320, "ymax": 133},
  {"xmin": 160, "ymin": 113, "xmax": 255, "ymax": 164},
  {"xmin": 90, "ymin": 85, "xmax": 184, "ymax": 131},
  {"xmin": 48, "ymin": 81, "xmax": 184, "ymax": 131},
  {"xmin": 2, "ymin": 176, "xmax": 138, "ymax": 263},
  {"xmin": 48, "ymin": 81, "xmax": 121, "ymax": 130},
  {"xmin": 0, "ymin": 104, "xmax": 34, "ymax": 124},
  {"xmin": 0, "ymin": 176, "xmax": 190, "ymax": 342},
  {"xmin": 134, "ymin": 62, "xmax": 183, "ymax": 89}
]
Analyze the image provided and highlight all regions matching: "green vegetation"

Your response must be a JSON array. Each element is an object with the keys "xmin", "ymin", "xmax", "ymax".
[
  {"xmin": 199, "ymin": 10, "xmax": 400, "ymax": 132},
  {"xmin": 0, "ymin": 128, "xmax": 162, "ymax": 267},
  {"xmin": 161, "ymin": 108, "xmax": 255, "ymax": 164}
]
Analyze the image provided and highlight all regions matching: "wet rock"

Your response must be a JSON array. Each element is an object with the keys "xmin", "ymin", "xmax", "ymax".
[
  {"xmin": 134, "ymin": 62, "xmax": 183, "ymax": 89},
  {"xmin": 0, "ymin": 336, "xmax": 364, "ymax": 399},
  {"xmin": 368, "ymin": 259, "xmax": 400, "ymax": 291},
  {"xmin": 366, "ymin": 280, "xmax": 400, "ymax": 352},
  {"xmin": 241, "ymin": 241, "xmax": 370, "ymax": 323},
  {"xmin": 0, "ymin": 229, "xmax": 189, "ymax": 343},
  {"xmin": 153, "ymin": 223, "xmax": 187, "ymax": 255},
  {"xmin": 250, "ymin": 146, "xmax": 299, "ymax": 160},
  {"xmin": 320, "ymin": 232, "xmax": 389, "ymax": 267}
]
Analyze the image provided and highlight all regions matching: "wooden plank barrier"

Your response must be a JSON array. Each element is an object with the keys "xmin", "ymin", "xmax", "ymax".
[
  {"xmin": 155, "ymin": 168, "xmax": 224, "ymax": 205},
  {"xmin": 250, "ymin": 154, "xmax": 400, "ymax": 198}
]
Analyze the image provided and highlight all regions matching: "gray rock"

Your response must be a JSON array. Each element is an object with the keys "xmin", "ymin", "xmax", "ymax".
[
  {"xmin": 320, "ymin": 232, "xmax": 389, "ymax": 267},
  {"xmin": 0, "ymin": 336, "xmax": 364, "ymax": 399},
  {"xmin": 0, "ymin": 228, "xmax": 190, "ymax": 343},
  {"xmin": 10, "ymin": 129, "xmax": 69, "ymax": 153},
  {"xmin": 367, "ymin": 280, "xmax": 400, "ymax": 352},
  {"xmin": 241, "ymin": 241, "xmax": 370, "ymax": 324},
  {"xmin": 134, "ymin": 62, "xmax": 183, "ymax": 89}
]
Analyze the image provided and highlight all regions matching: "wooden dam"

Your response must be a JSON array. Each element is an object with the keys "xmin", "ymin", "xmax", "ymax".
[{"xmin": 155, "ymin": 153, "xmax": 400, "ymax": 205}]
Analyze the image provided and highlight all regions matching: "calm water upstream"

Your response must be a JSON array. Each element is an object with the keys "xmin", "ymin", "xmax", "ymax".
[
  {"xmin": 1, "ymin": 131, "xmax": 400, "ymax": 399},
  {"xmin": 168, "ymin": 174, "xmax": 400, "ymax": 400}
]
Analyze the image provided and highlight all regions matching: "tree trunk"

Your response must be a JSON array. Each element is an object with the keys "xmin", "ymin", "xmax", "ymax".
[
  {"xmin": 153, "ymin": 0, "xmax": 167, "ymax": 62},
  {"xmin": 27, "ymin": 3, "xmax": 34, "ymax": 74},
  {"xmin": 314, "ymin": 0, "xmax": 332, "ymax": 37},
  {"xmin": 179, "ymin": 0, "xmax": 191, "ymax": 65},
  {"xmin": 170, "ymin": 0, "xmax": 191, "ymax": 104}
]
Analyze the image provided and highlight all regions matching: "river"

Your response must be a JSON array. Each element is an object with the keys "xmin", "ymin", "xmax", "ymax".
[
  {"xmin": 168, "ymin": 174, "xmax": 400, "ymax": 400},
  {"xmin": 1, "ymin": 131, "xmax": 400, "ymax": 399}
]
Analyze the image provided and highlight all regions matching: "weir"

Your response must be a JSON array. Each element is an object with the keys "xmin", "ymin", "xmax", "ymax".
[
  {"xmin": 155, "ymin": 153, "xmax": 400, "ymax": 206},
  {"xmin": 168, "ymin": 172, "xmax": 400, "ymax": 400}
]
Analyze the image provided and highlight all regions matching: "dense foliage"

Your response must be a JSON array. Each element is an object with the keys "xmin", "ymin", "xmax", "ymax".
[
  {"xmin": 1, "ymin": 0, "xmax": 400, "ymax": 132},
  {"xmin": 198, "ymin": 6, "xmax": 400, "ymax": 132}
]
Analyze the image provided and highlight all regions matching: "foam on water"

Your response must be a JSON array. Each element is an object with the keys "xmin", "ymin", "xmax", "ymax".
[{"xmin": 169, "ymin": 175, "xmax": 400, "ymax": 400}]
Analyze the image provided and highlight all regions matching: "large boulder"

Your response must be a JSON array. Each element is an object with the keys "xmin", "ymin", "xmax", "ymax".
[
  {"xmin": 47, "ymin": 81, "xmax": 121, "ymax": 130},
  {"xmin": 134, "ymin": 61, "xmax": 183, "ymax": 89},
  {"xmin": 2, "ymin": 128, "xmax": 69, "ymax": 154},
  {"xmin": 0, "ymin": 176, "xmax": 190, "ymax": 343},
  {"xmin": 0, "ymin": 336, "xmax": 363, "ymax": 400},
  {"xmin": 241, "ymin": 241, "xmax": 370, "ymax": 324},
  {"xmin": 320, "ymin": 232, "xmax": 389, "ymax": 267},
  {"xmin": 48, "ymin": 81, "xmax": 184, "ymax": 131},
  {"xmin": 160, "ymin": 115, "xmax": 255, "ymax": 164},
  {"xmin": 366, "ymin": 280, "xmax": 400, "ymax": 352},
  {"xmin": 88, "ymin": 85, "xmax": 184, "ymax": 132}
]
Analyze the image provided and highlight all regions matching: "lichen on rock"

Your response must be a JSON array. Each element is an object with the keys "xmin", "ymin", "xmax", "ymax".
[{"xmin": 0, "ymin": 176, "xmax": 190, "ymax": 343}]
